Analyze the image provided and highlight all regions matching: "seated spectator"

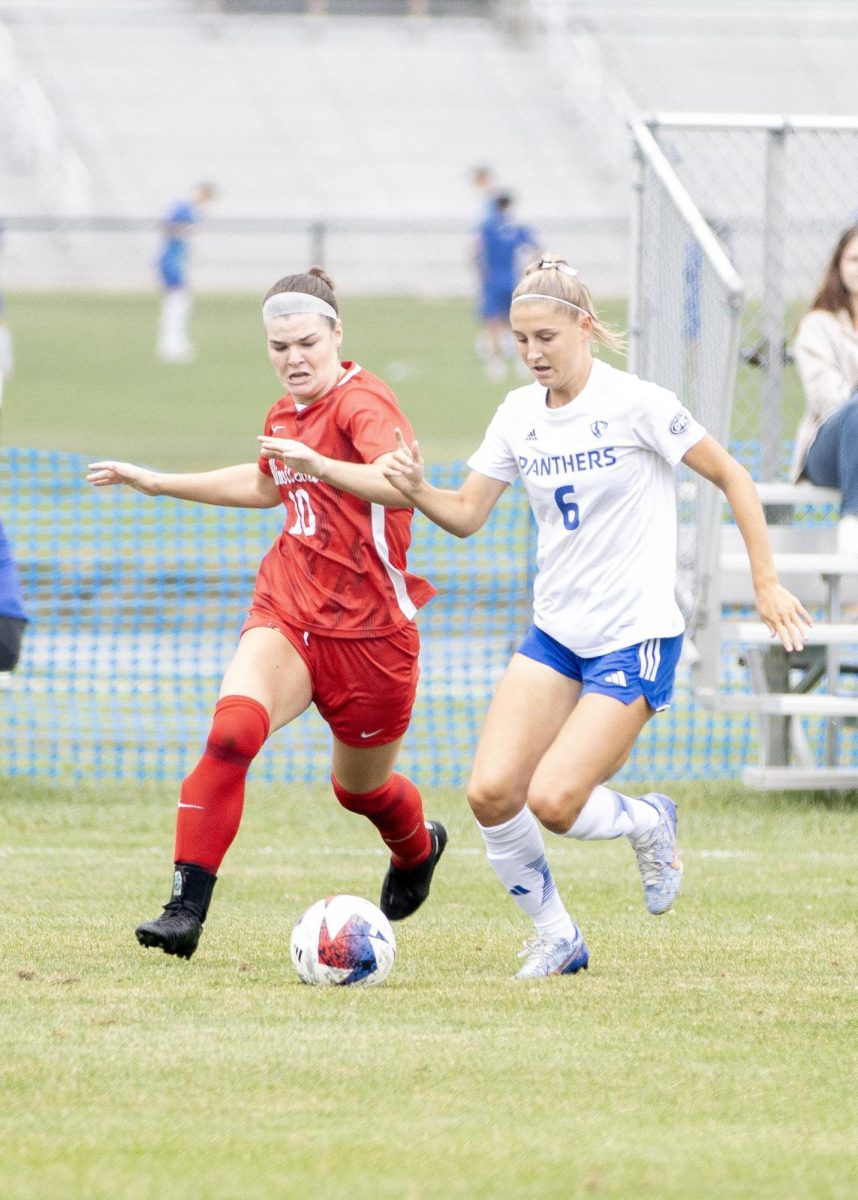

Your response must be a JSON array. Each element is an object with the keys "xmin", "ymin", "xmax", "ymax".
[{"xmin": 790, "ymin": 225, "xmax": 858, "ymax": 554}]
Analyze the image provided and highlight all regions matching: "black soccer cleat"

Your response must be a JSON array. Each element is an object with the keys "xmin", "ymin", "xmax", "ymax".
[
  {"xmin": 380, "ymin": 820, "xmax": 447, "ymax": 921},
  {"xmin": 135, "ymin": 902, "xmax": 203, "ymax": 960},
  {"xmin": 135, "ymin": 862, "xmax": 216, "ymax": 960}
]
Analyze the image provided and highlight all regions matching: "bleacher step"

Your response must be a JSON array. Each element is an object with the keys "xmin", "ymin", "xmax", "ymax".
[
  {"xmin": 741, "ymin": 766, "xmax": 858, "ymax": 791},
  {"xmin": 696, "ymin": 688, "xmax": 858, "ymax": 717},
  {"xmin": 721, "ymin": 552, "xmax": 858, "ymax": 575},
  {"xmin": 678, "ymin": 481, "xmax": 840, "ymax": 506},
  {"xmin": 753, "ymin": 483, "xmax": 841, "ymax": 506},
  {"xmin": 728, "ymin": 622, "xmax": 858, "ymax": 646}
]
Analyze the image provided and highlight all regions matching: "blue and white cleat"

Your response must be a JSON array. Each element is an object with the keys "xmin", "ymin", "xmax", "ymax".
[
  {"xmin": 631, "ymin": 792, "xmax": 683, "ymax": 915},
  {"xmin": 514, "ymin": 927, "xmax": 589, "ymax": 979}
]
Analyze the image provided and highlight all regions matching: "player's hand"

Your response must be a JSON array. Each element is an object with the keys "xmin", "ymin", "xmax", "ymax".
[
  {"xmin": 755, "ymin": 581, "xmax": 813, "ymax": 652},
  {"xmin": 382, "ymin": 428, "xmax": 425, "ymax": 496},
  {"xmin": 86, "ymin": 460, "xmax": 159, "ymax": 495},
  {"xmin": 257, "ymin": 436, "xmax": 324, "ymax": 479}
]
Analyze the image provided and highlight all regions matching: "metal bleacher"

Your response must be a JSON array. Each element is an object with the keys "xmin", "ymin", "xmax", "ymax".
[{"xmin": 700, "ymin": 482, "xmax": 858, "ymax": 791}]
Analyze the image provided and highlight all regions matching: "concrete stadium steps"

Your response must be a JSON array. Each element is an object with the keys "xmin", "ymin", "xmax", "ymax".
[
  {"xmin": 1, "ymin": 2, "xmax": 634, "ymax": 289},
  {"xmin": 574, "ymin": 1, "xmax": 858, "ymax": 113},
  {"xmin": 1, "ymin": 6, "xmax": 624, "ymax": 220}
]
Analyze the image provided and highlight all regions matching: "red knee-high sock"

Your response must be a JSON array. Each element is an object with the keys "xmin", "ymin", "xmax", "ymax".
[
  {"xmin": 331, "ymin": 772, "xmax": 431, "ymax": 869},
  {"xmin": 174, "ymin": 695, "xmax": 270, "ymax": 873}
]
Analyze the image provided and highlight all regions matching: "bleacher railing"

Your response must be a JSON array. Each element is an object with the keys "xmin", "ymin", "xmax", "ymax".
[{"xmin": 629, "ymin": 118, "xmax": 745, "ymax": 691}]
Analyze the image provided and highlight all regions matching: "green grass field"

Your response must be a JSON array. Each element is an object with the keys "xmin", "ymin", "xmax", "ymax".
[
  {"xmin": 0, "ymin": 291, "xmax": 805, "ymax": 470},
  {"xmin": 1, "ymin": 292, "xmax": 627, "ymax": 468},
  {"xmin": 2, "ymin": 779, "xmax": 857, "ymax": 1200}
]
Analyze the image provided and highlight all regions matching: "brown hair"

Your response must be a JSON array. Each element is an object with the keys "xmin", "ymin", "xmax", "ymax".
[
  {"xmin": 809, "ymin": 226, "xmax": 858, "ymax": 320},
  {"xmin": 511, "ymin": 256, "xmax": 625, "ymax": 351},
  {"xmin": 264, "ymin": 266, "xmax": 339, "ymax": 323}
]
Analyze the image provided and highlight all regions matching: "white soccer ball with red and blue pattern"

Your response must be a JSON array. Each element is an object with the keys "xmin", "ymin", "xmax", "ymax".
[{"xmin": 290, "ymin": 894, "xmax": 396, "ymax": 987}]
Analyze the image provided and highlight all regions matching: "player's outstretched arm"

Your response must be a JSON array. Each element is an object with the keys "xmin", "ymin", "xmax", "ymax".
[
  {"xmin": 86, "ymin": 461, "xmax": 280, "ymax": 509},
  {"xmin": 257, "ymin": 436, "xmax": 409, "ymax": 507},
  {"xmin": 682, "ymin": 435, "xmax": 813, "ymax": 652},
  {"xmin": 382, "ymin": 428, "xmax": 507, "ymax": 538}
]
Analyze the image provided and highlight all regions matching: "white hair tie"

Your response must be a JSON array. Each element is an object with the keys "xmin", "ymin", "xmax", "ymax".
[
  {"xmin": 262, "ymin": 292, "xmax": 338, "ymax": 324},
  {"xmin": 537, "ymin": 260, "xmax": 579, "ymax": 278}
]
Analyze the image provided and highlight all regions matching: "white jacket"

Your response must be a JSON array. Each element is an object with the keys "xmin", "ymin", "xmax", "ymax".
[{"xmin": 790, "ymin": 307, "xmax": 858, "ymax": 481}]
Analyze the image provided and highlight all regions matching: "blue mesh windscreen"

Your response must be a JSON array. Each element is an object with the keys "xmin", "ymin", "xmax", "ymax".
[{"xmin": 3, "ymin": 448, "xmax": 851, "ymax": 786}]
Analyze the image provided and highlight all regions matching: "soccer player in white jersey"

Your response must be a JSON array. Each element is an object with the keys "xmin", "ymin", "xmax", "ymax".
[{"xmin": 383, "ymin": 257, "xmax": 812, "ymax": 979}]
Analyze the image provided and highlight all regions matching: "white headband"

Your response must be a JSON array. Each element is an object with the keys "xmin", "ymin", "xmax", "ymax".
[
  {"xmin": 262, "ymin": 292, "xmax": 338, "ymax": 325},
  {"xmin": 512, "ymin": 260, "xmax": 589, "ymax": 315},
  {"xmin": 511, "ymin": 294, "xmax": 591, "ymax": 317}
]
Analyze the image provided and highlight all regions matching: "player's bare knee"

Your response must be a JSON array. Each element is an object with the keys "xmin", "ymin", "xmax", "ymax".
[
  {"xmin": 528, "ymin": 782, "xmax": 587, "ymax": 835},
  {"xmin": 467, "ymin": 776, "xmax": 519, "ymax": 825}
]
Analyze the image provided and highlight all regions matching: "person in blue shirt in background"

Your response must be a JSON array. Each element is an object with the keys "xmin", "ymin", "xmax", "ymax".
[
  {"xmin": 474, "ymin": 192, "xmax": 538, "ymax": 381},
  {"xmin": 0, "ymin": 519, "xmax": 27, "ymax": 674},
  {"xmin": 156, "ymin": 182, "xmax": 216, "ymax": 364}
]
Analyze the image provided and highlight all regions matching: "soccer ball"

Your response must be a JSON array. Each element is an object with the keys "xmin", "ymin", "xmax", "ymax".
[{"xmin": 290, "ymin": 894, "xmax": 396, "ymax": 987}]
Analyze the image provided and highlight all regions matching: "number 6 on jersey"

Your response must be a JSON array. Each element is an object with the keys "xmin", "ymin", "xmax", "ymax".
[{"xmin": 554, "ymin": 484, "xmax": 580, "ymax": 531}]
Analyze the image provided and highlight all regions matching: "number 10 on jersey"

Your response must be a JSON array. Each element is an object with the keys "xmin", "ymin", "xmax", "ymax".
[{"xmin": 287, "ymin": 488, "xmax": 316, "ymax": 536}]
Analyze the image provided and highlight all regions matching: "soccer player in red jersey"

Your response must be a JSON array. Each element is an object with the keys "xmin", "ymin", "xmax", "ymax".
[{"xmin": 87, "ymin": 268, "xmax": 446, "ymax": 959}]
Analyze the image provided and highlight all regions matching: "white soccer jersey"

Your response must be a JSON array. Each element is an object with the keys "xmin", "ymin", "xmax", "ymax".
[{"xmin": 467, "ymin": 357, "xmax": 707, "ymax": 656}]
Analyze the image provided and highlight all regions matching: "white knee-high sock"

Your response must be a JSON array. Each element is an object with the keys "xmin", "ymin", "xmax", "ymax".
[
  {"xmin": 477, "ymin": 807, "xmax": 576, "ymax": 939},
  {"xmin": 564, "ymin": 784, "xmax": 659, "ymax": 841},
  {"xmin": 158, "ymin": 290, "xmax": 192, "ymax": 358}
]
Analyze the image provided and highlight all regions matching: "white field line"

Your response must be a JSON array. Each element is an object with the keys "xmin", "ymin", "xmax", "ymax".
[{"xmin": 0, "ymin": 844, "xmax": 762, "ymax": 860}]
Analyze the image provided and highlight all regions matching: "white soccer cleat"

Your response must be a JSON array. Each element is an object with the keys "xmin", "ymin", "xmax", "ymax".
[
  {"xmin": 631, "ymin": 793, "xmax": 683, "ymax": 914},
  {"xmin": 514, "ymin": 926, "xmax": 589, "ymax": 979}
]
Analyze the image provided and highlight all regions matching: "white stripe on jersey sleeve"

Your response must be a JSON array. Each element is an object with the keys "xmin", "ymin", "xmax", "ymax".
[{"xmin": 370, "ymin": 503, "xmax": 417, "ymax": 621}]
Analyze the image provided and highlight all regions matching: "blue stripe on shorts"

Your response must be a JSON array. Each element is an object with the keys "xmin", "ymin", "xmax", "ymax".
[{"xmin": 516, "ymin": 624, "xmax": 684, "ymax": 712}]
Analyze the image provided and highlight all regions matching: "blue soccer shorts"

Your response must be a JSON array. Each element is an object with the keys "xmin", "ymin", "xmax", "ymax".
[
  {"xmin": 157, "ymin": 248, "xmax": 187, "ymax": 290},
  {"xmin": 516, "ymin": 624, "xmax": 684, "ymax": 712},
  {"xmin": 479, "ymin": 279, "xmax": 515, "ymax": 320}
]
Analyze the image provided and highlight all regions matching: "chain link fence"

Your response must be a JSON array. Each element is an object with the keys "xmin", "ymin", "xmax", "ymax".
[{"xmin": 640, "ymin": 115, "xmax": 858, "ymax": 481}]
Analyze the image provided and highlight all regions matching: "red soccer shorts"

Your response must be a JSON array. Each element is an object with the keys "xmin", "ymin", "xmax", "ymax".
[{"xmin": 240, "ymin": 609, "xmax": 420, "ymax": 747}]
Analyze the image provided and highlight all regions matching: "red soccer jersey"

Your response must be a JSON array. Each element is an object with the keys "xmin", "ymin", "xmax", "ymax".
[{"xmin": 254, "ymin": 362, "xmax": 435, "ymax": 638}]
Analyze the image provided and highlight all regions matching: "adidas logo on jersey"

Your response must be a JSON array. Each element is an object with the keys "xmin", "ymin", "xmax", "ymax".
[
  {"xmin": 604, "ymin": 670, "xmax": 627, "ymax": 687},
  {"xmin": 525, "ymin": 428, "xmax": 538, "ymax": 441}
]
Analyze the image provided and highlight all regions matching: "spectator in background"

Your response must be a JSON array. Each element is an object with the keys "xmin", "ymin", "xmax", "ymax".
[
  {"xmin": 683, "ymin": 217, "xmax": 734, "ymax": 344},
  {"xmin": 790, "ymin": 225, "xmax": 858, "ymax": 555},
  {"xmin": 474, "ymin": 192, "xmax": 539, "ymax": 382},
  {"xmin": 0, "ymin": 519, "xmax": 28, "ymax": 674},
  {"xmin": 155, "ymin": 181, "xmax": 217, "ymax": 364}
]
